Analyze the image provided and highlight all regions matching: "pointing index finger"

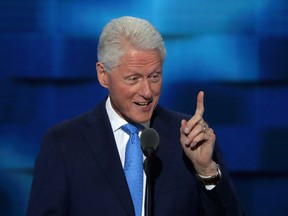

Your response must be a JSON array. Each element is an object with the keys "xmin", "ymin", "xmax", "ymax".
[
  {"xmin": 195, "ymin": 91, "xmax": 205, "ymax": 117},
  {"xmin": 182, "ymin": 91, "xmax": 205, "ymax": 135}
]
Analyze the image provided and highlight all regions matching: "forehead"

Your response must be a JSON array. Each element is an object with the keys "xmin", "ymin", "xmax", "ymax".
[{"xmin": 119, "ymin": 49, "xmax": 163, "ymax": 69}]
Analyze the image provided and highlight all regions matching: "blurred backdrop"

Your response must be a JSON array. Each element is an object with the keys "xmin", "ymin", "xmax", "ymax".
[{"xmin": 1, "ymin": 0, "xmax": 288, "ymax": 215}]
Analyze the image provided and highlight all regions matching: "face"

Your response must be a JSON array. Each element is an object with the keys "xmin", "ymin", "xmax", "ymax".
[{"xmin": 97, "ymin": 48, "xmax": 163, "ymax": 123}]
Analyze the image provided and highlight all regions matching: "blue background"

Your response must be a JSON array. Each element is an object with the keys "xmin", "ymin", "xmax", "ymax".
[{"xmin": 1, "ymin": 0, "xmax": 288, "ymax": 215}]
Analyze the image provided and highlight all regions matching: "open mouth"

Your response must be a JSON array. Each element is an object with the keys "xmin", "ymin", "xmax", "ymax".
[{"xmin": 135, "ymin": 101, "xmax": 152, "ymax": 107}]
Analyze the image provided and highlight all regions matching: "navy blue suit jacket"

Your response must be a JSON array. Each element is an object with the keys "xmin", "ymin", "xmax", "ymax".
[{"xmin": 27, "ymin": 98, "xmax": 245, "ymax": 215}]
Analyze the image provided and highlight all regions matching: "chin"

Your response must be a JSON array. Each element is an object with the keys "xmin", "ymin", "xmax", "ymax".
[
  {"xmin": 127, "ymin": 109, "xmax": 154, "ymax": 123},
  {"xmin": 135, "ymin": 115, "xmax": 152, "ymax": 124}
]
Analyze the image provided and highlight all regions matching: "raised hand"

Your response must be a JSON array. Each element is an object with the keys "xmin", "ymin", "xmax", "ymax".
[{"xmin": 180, "ymin": 91, "xmax": 218, "ymax": 176}]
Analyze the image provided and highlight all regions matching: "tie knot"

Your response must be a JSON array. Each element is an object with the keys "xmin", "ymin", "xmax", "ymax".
[{"xmin": 121, "ymin": 123, "xmax": 141, "ymax": 135}]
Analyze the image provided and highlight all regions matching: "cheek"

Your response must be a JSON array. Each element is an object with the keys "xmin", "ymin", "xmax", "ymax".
[
  {"xmin": 152, "ymin": 83, "xmax": 162, "ymax": 95},
  {"xmin": 110, "ymin": 84, "xmax": 136, "ymax": 102},
  {"xmin": 108, "ymin": 78, "xmax": 126, "ymax": 95}
]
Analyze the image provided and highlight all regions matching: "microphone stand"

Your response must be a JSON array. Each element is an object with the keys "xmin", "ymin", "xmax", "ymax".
[
  {"xmin": 140, "ymin": 128, "xmax": 159, "ymax": 216},
  {"xmin": 144, "ymin": 148, "xmax": 154, "ymax": 216}
]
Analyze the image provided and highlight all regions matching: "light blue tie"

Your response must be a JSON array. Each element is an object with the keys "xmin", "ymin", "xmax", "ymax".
[{"xmin": 122, "ymin": 123, "xmax": 143, "ymax": 216}]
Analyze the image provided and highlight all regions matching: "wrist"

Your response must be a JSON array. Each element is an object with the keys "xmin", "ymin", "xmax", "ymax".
[
  {"xmin": 196, "ymin": 164, "xmax": 221, "ymax": 186},
  {"xmin": 195, "ymin": 161, "xmax": 218, "ymax": 176}
]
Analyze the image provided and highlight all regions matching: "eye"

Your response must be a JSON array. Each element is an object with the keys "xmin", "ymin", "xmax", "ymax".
[
  {"xmin": 149, "ymin": 72, "xmax": 161, "ymax": 82},
  {"xmin": 124, "ymin": 75, "xmax": 141, "ymax": 85}
]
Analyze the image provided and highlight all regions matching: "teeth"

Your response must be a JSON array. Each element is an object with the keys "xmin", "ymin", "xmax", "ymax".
[{"xmin": 138, "ymin": 102, "xmax": 148, "ymax": 106}]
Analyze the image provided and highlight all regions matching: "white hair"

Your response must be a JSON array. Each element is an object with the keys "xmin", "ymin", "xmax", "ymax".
[{"xmin": 97, "ymin": 16, "xmax": 166, "ymax": 71}]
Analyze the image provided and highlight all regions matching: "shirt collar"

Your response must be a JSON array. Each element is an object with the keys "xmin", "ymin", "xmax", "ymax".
[{"xmin": 105, "ymin": 96, "xmax": 150, "ymax": 131}]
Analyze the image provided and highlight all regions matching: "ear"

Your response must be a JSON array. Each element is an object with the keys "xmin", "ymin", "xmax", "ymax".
[{"xmin": 96, "ymin": 62, "xmax": 109, "ymax": 88}]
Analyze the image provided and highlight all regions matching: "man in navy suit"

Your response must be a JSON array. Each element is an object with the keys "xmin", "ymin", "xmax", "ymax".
[{"xmin": 27, "ymin": 16, "xmax": 245, "ymax": 215}]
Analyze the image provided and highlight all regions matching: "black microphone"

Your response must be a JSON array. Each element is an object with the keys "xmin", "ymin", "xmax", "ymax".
[
  {"xmin": 140, "ymin": 128, "xmax": 159, "ymax": 157},
  {"xmin": 140, "ymin": 128, "xmax": 159, "ymax": 216}
]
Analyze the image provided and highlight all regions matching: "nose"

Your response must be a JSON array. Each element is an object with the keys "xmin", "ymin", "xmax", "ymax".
[{"xmin": 140, "ymin": 79, "xmax": 152, "ymax": 99}]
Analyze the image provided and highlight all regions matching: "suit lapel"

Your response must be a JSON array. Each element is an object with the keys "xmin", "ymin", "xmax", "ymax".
[
  {"xmin": 150, "ymin": 106, "xmax": 175, "ymax": 201},
  {"xmin": 82, "ymin": 100, "xmax": 134, "ymax": 215}
]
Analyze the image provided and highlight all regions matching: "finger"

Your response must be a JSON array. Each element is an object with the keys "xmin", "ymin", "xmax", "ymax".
[
  {"xmin": 189, "ymin": 127, "xmax": 215, "ymax": 149},
  {"xmin": 183, "ymin": 91, "xmax": 205, "ymax": 134},
  {"xmin": 195, "ymin": 91, "xmax": 205, "ymax": 117},
  {"xmin": 184, "ymin": 123, "xmax": 206, "ymax": 146},
  {"xmin": 180, "ymin": 119, "xmax": 187, "ymax": 134},
  {"xmin": 180, "ymin": 119, "xmax": 191, "ymax": 147}
]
